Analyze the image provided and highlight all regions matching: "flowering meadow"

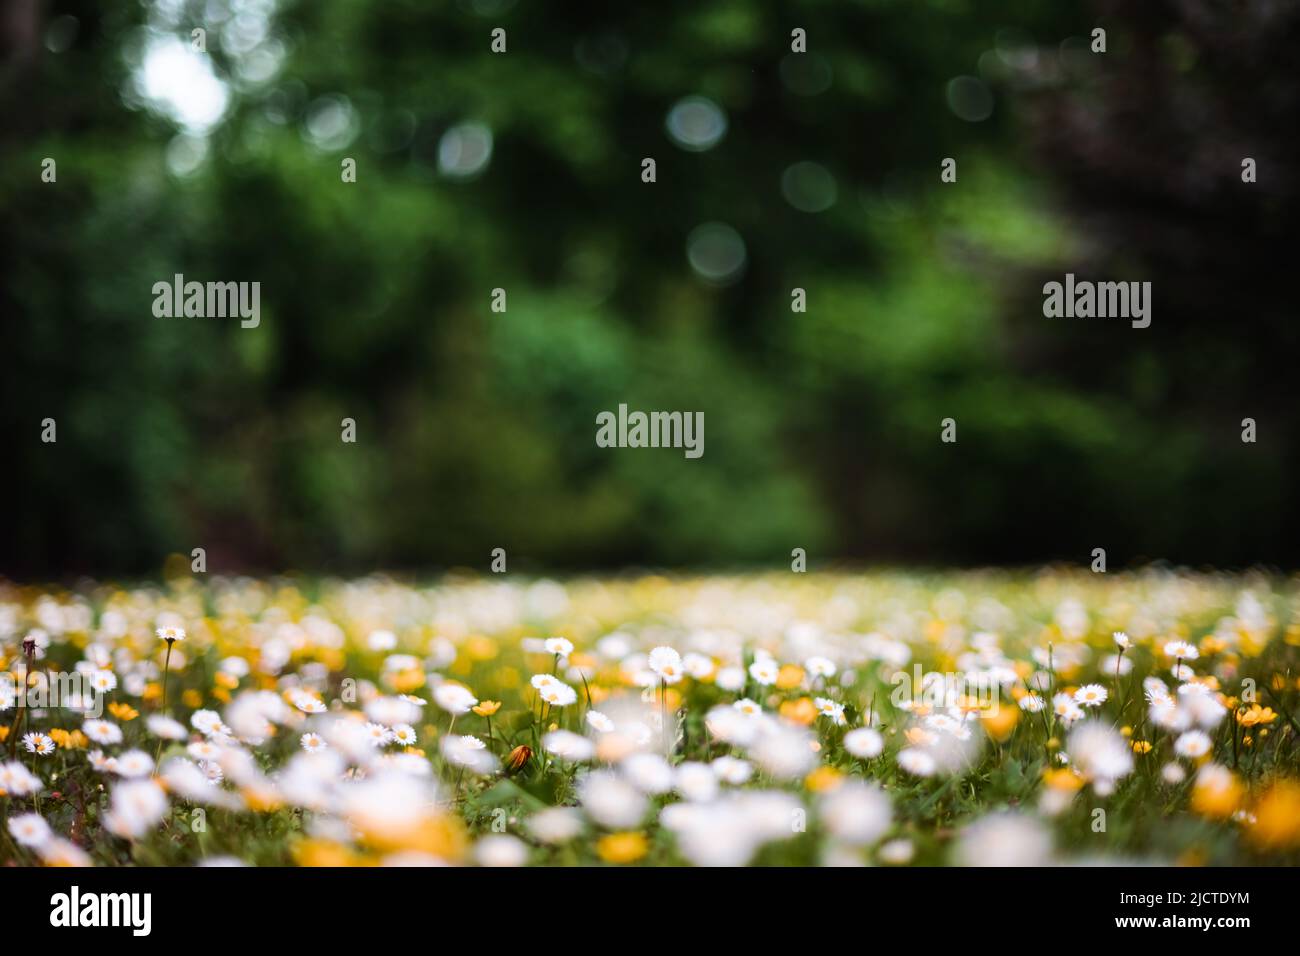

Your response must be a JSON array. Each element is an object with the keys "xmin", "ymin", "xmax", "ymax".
[{"xmin": 2, "ymin": 569, "xmax": 1299, "ymax": 867}]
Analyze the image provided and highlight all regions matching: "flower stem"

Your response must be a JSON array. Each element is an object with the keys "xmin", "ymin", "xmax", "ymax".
[{"xmin": 156, "ymin": 639, "xmax": 175, "ymax": 769}]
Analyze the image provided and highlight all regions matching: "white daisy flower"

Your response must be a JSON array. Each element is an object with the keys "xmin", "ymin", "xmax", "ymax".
[
  {"xmin": 544, "ymin": 637, "xmax": 574, "ymax": 657},
  {"xmin": 647, "ymin": 646, "xmax": 684, "ymax": 684},
  {"xmin": 191, "ymin": 710, "xmax": 224, "ymax": 734},
  {"xmin": 578, "ymin": 771, "xmax": 647, "ymax": 828},
  {"xmin": 814, "ymin": 697, "xmax": 847, "ymax": 725},
  {"xmin": 682, "ymin": 653, "xmax": 715, "ymax": 679},
  {"xmin": 440, "ymin": 735, "xmax": 497, "ymax": 774},
  {"xmin": 878, "ymin": 838, "xmax": 914, "ymax": 865},
  {"xmin": 953, "ymin": 811, "xmax": 1052, "ymax": 867},
  {"xmin": 1073, "ymin": 684, "xmax": 1108, "ymax": 707},
  {"xmin": 146, "ymin": 715, "xmax": 187, "ymax": 740},
  {"xmin": 897, "ymin": 748, "xmax": 937, "ymax": 777},
  {"xmin": 289, "ymin": 689, "xmax": 326, "ymax": 714},
  {"xmin": 818, "ymin": 780, "xmax": 892, "ymax": 846},
  {"xmin": 843, "ymin": 726, "xmax": 884, "ymax": 759},
  {"xmin": 710, "ymin": 755, "xmax": 753, "ymax": 785},
  {"xmin": 1057, "ymin": 702, "xmax": 1085, "ymax": 727},
  {"xmin": 1067, "ymin": 721, "xmax": 1133, "ymax": 783},
  {"xmin": 622, "ymin": 752, "xmax": 674, "ymax": 794},
  {"xmin": 526, "ymin": 807, "xmax": 584, "ymax": 844},
  {"xmin": 22, "ymin": 733, "xmax": 55, "ymax": 756},
  {"xmin": 0, "ymin": 762, "xmax": 42, "ymax": 796},
  {"xmin": 673, "ymin": 761, "xmax": 720, "ymax": 802},
  {"xmin": 748, "ymin": 658, "xmax": 779, "ymax": 686},
  {"xmin": 432, "ymin": 683, "xmax": 478, "ymax": 715},
  {"xmin": 104, "ymin": 780, "xmax": 169, "ymax": 839},
  {"xmin": 391, "ymin": 724, "xmax": 418, "ymax": 746},
  {"xmin": 1174, "ymin": 730, "xmax": 1212, "ymax": 760},
  {"xmin": 88, "ymin": 750, "xmax": 116, "ymax": 773},
  {"xmin": 187, "ymin": 740, "xmax": 220, "ymax": 761},
  {"xmin": 1018, "ymin": 693, "xmax": 1045, "ymax": 713},
  {"xmin": 542, "ymin": 730, "xmax": 594, "ymax": 762},
  {"xmin": 475, "ymin": 834, "xmax": 529, "ymax": 867},
  {"xmin": 1170, "ymin": 663, "xmax": 1196, "ymax": 682},
  {"xmin": 715, "ymin": 666, "xmax": 746, "ymax": 692},
  {"xmin": 83, "ymin": 719, "xmax": 123, "ymax": 745},
  {"xmin": 365, "ymin": 722, "xmax": 394, "ymax": 747},
  {"xmin": 113, "ymin": 750, "xmax": 156, "ymax": 778},
  {"xmin": 8, "ymin": 813, "xmax": 52, "ymax": 848},
  {"xmin": 538, "ymin": 681, "xmax": 577, "ymax": 707},
  {"xmin": 805, "ymin": 656, "xmax": 837, "ymax": 678}
]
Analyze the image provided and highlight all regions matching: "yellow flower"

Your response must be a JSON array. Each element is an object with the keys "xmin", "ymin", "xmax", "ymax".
[
  {"xmin": 804, "ymin": 766, "xmax": 843, "ymax": 793},
  {"xmin": 242, "ymin": 784, "xmax": 284, "ymax": 812},
  {"xmin": 1199, "ymin": 636, "xmax": 1228, "ymax": 655},
  {"xmin": 779, "ymin": 697, "xmax": 818, "ymax": 726},
  {"xmin": 775, "ymin": 664, "xmax": 805, "ymax": 690},
  {"xmin": 1249, "ymin": 779, "xmax": 1300, "ymax": 850},
  {"xmin": 49, "ymin": 728, "xmax": 89, "ymax": 750},
  {"xmin": 1190, "ymin": 766, "xmax": 1243, "ymax": 820},
  {"xmin": 214, "ymin": 671, "xmax": 240, "ymax": 690},
  {"xmin": 293, "ymin": 839, "xmax": 370, "ymax": 868},
  {"xmin": 980, "ymin": 705, "xmax": 1018, "ymax": 742},
  {"xmin": 1131, "ymin": 740, "xmax": 1152, "ymax": 754},
  {"xmin": 1236, "ymin": 704, "xmax": 1277, "ymax": 728},
  {"xmin": 466, "ymin": 636, "xmax": 498, "ymax": 661},
  {"xmin": 596, "ymin": 832, "xmax": 648, "ymax": 864},
  {"xmin": 107, "ymin": 702, "xmax": 139, "ymax": 721},
  {"xmin": 388, "ymin": 668, "xmax": 426, "ymax": 693},
  {"xmin": 472, "ymin": 700, "xmax": 502, "ymax": 717},
  {"xmin": 182, "ymin": 689, "xmax": 203, "ymax": 708},
  {"xmin": 1042, "ymin": 768, "xmax": 1085, "ymax": 792},
  {"xmin": 905, "ymin": 727, "xmax": 937, "ymax": 747}
]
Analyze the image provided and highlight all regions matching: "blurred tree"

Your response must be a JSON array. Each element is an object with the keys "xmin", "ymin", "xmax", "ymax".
[{"xmin": 2, "ymin": 0, "xmax": 1291, "ymax": 577}]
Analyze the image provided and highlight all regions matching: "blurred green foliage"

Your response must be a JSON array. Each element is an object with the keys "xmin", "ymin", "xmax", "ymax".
[{"xmin": 2, "ymin": 0, "xmax": 1296, "ymax": 576}]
